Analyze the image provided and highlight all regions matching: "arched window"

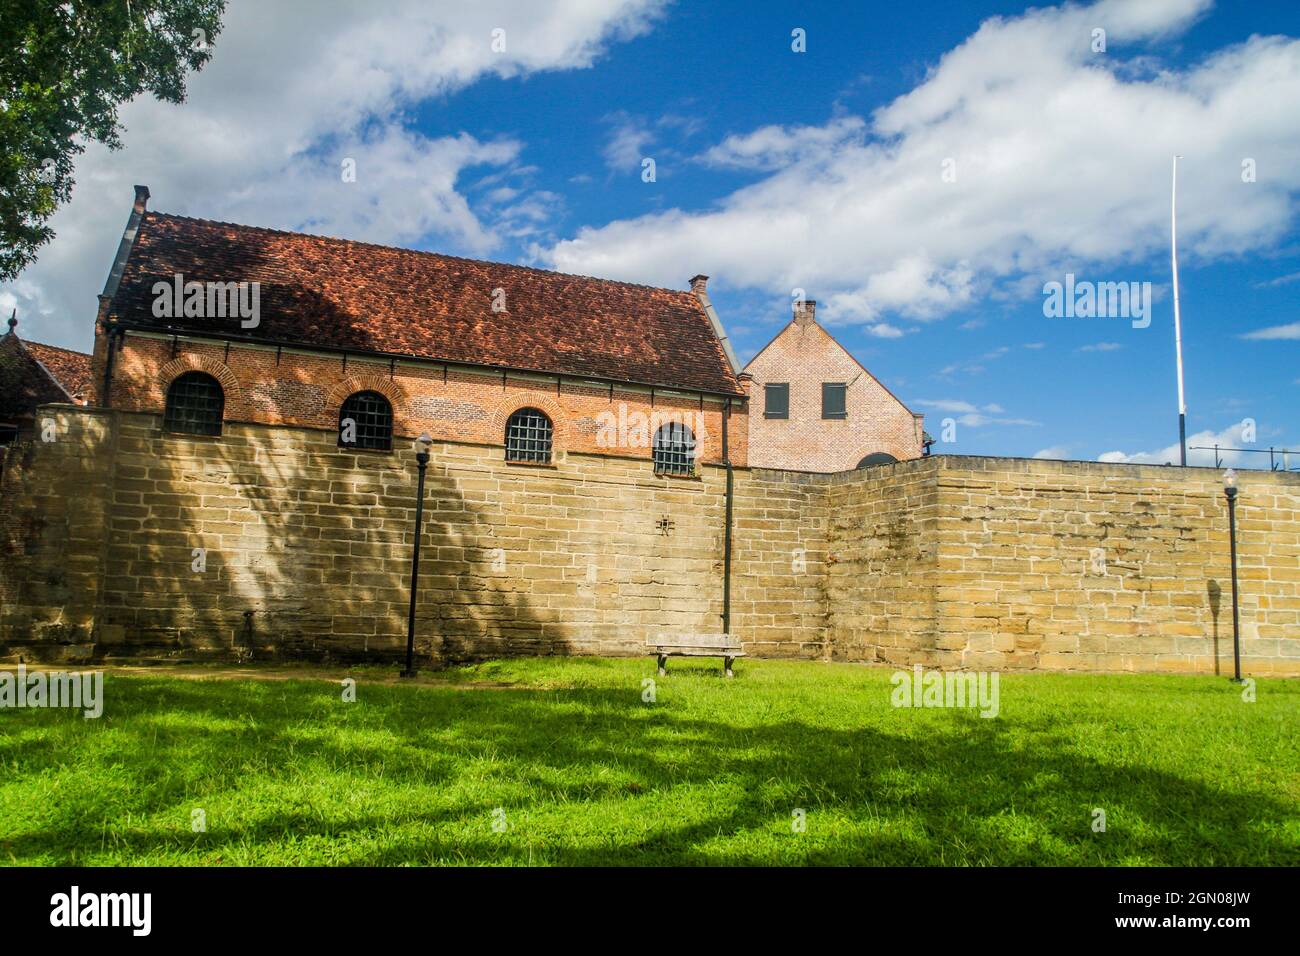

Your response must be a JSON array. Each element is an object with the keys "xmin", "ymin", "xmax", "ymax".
[
  {"xmin": 163, "ymin": 372, "xmax": 224, "ymax": 436},
  {"xmin": 653, "ymin": 421, "xmax": 696, "ymax": 476},
  {"xmin": 505, "ymin": 407, "xmax": 552, "ymax": 463},
  {"xmin": 856, "ymin": 452, "xmax": 898, "ymax": 468},
  {"xmin": 339, "ymin": 391, "xmax": 393, "ymax": 451}
]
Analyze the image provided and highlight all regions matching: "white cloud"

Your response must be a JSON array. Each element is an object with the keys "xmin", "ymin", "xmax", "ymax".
[
  {"xmin": 698, "ymin": 116, "xmax": 865, "ymax": 171},
  {"xmin": 545, "ymin": 0, "xmax": 1300, "ymax": 327},
  {"xmin": 1251, "ymin": 270, "xmax": 1300, "ymax": 288},
  {"xmin": 912, "ymin": 398, "xmax": 1039, "ymax": 428},
  {"xmin": 602, "ymin": 113, "xmax": 657, "ymax": 171},
  {"xmin": 1078, "ymin": 341, "xmax": 1124, "ymax": 351},
  {"xmin": 1242, "ymin": 322, "xmax": 1300, "ymax": 340},
  {"xmin": 602, "ymin": 111, "xmax": 708, "ymax": 173},
  {"xmin": 4, "ymin": 0, "xmax": 668, "ymax": 349},
  {"xmin": 939, "ymin": 345, "xmax": 1010, "ymax": 376},
  {"xmin": 1099, "ymin": 420, "xmax": 1271, "ymax": 466},
  {"xmin": 866, "ymin": 322, "xmax": 905, "ymax": 338},
  {"xmin": 1033, "ymin": 445, "xmax": 1072, "ymax": 459},
  {"xmin": 913, "ymin": 399, "xmax": 979, "ymax": 414},
  {"xmin": 958, "ymin": 413, "xmax": 1040, "ymax": 427}
]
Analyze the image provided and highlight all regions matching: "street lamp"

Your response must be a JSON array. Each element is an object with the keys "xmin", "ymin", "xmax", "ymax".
[
  {"xmin": 1223, "ymin": 468, "xmax": 1242, "ymax": 683},
  {"xmin": 402, "ymin": 433, "xmax": 433, "ymax": 678}
]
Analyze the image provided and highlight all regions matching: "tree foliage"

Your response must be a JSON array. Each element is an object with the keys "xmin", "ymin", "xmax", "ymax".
[{"xmin": 0, "ymin": 0, "xmax": 226, "ymax": 281}]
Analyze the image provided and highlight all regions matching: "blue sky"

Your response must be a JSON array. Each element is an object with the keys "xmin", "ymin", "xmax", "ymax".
[{"xmin": 5, "ymin": 0, "xmax": 1298, "ymax": 466}]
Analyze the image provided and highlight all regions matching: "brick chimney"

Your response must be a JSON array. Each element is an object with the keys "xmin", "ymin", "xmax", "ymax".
[
  {"xmin": 793, "ymin": 299, "xmax": 817, "ymax": 326},
  {"xmin": 689, "ymin": 274, "xmax": 709, "ymax": 295}
]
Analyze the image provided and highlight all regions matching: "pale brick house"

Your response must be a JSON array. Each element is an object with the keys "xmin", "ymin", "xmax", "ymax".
[{"xmin": 743, "ymin": 300, "xmax": 924, "ymax": 472}]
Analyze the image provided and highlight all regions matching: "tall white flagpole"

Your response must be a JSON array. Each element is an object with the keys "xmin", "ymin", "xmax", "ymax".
[{"xmin": 1172, "ymin": 155, "xmax": 1187, "ymax": 466}]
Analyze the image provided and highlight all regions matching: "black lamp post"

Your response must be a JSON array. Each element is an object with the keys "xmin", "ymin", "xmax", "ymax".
[
  {"xmin": 1223, "ymin": 468, "xmax": 1243, "ymax": 683},
  {"xmin": 401, "ymin": 433, "xmax": 433, "ymax": 678}
]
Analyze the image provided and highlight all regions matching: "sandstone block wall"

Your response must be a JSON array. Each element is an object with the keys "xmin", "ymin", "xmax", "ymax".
[
  {"xmin": 2, "ymin": 406, "xmax": 781, "ymax": 663},
  {"xmin": 3, "ymin": 408, "xmax": 1297, "ymax": 675},
  {"xmin": 823, "ymin": 456, "xmax": 1299, "ymax": 675},
  {"xmin": 927, "ymin": 456, "xmax": 1298, "ymax": 675},
  {"xmin": 825, "ymin": 460, "xmax": 941, "ymax": 664},
  {"xmin": 0, "ymin": 407, "xmax": 117, "ymax": 661},
  {"xmin": 731, "ymin": 467, "xmax": 828, "ymax": 657}
]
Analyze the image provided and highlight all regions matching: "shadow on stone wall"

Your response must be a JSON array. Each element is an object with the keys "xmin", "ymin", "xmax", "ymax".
[
  {"xmin": 2, "ymin": 407, "xmax": 559, "ymax": 667},
  {"xmin": 1206, "ymin": 580, "xmax": 1222, "ymax": 677}
]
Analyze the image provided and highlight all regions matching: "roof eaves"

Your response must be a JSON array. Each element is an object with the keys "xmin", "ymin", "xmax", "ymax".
[{"xmin": 112, "ymin": 321, "xmax": 748, "ymax": 399}]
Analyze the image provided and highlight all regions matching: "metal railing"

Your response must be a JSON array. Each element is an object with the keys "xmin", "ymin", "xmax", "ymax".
[{"xmin": 1189, "ymin": 445, "xmax": 1299, "ymax": 471}]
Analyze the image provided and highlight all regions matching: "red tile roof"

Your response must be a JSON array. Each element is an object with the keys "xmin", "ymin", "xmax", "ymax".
[
  {"xmin": 24, "ymin": 340, "xmax": 93, "ymax": 404},
  {"xmin": 0, "ymin": 331, "xmax": 91, "ymax": 423},
  {"xmin": 107, "ymin": 212, "xmax": 744, "ymax": 396}
]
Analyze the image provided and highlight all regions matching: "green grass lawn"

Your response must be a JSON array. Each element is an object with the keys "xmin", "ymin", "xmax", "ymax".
[{"xmin": 1, "ymin": 657, "xmax": 1296, "ymax": 866}]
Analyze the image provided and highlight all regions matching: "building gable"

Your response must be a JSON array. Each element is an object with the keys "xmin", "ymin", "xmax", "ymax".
[
  {"xmin": 742, "ymin": 301, "xmax": 923, "ymax": 471},
  {"xmin": 744, "ymin": 309, "xmax": 914, "ymax": 419}
]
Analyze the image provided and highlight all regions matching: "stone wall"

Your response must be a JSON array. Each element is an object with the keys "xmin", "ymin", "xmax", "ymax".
[
  {"xmin": 1, "ymin": 405, "xmax": 771, "ymax": 663},
  {"xmin": 0, "ymin": 407, "xmax": 116, "ymax": 661},
  {"xmin": 929, "ymin": 456, "xmax": 1298, "ymax": 675},
  {"xmin": 823, "ymin": 456, "xmax": 1299, "ymax": 675},
  {"xmin": 3, "ymin": 407, "xmax": 1297, "ymax": 675},
  {"xmin": 825, "ymin": 460, "xmax": 941, "ymax": 665},
  {"xmin": 731, "ymin": 467, "xmax": 829, "ymax": 657}
]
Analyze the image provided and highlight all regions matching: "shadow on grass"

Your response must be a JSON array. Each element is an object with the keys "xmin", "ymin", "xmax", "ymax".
[{"xmin": 0, "ymin": 669, "xmax": 1294, "ymax": 866}]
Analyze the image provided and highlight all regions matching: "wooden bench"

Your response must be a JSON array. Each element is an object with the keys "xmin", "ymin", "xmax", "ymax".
[{"xmin": 648, "ymin": 633, "xmax": 746, "ymax": 678}]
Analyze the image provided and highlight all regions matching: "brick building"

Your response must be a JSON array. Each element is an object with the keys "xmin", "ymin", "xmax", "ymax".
[
  {"xmin": 89, "ymin": 186, "xmax": 748, "ymax": 471},
  {"xmin": 744, "ymin": 299, "xmax": 925, "ymax": 472}
]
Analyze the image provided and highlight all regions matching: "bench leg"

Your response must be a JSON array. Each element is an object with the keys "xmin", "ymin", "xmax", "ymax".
[
  {"xmin": 657, "ymin": 654, "xmax": 667, "ymax": 677},
  {"xmin": 724, "ymin": 656, "xmax": 734, "ymax": 679}
]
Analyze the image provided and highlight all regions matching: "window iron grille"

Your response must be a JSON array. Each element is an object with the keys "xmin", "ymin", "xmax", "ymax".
[
  {"xmin": 506, "ymin": 408, "xmax": 553, "ymax": 463},
  {"xmin": 163, "ymin": 372, "xmax": 224, "ymax": 436},
  {"xmin": 339, "ymin": 391, "xmax": 393, "ymax": 451},
  {"xmin": 654, "ymin": 422, "xmax": 696, "ymax": 476}
]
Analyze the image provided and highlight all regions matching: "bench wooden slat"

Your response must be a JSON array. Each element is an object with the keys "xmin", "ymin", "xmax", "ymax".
[
  {"xmin": 654, "ymin": 648, "xmax": 747, "ymax": 656},
  {"xmin": 646, "ymin": 636, "xmax": 742, "ymax": 647},
  {"xmin": 648, "ymin": 635, "xmax": 745, "ymax": 678}
]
